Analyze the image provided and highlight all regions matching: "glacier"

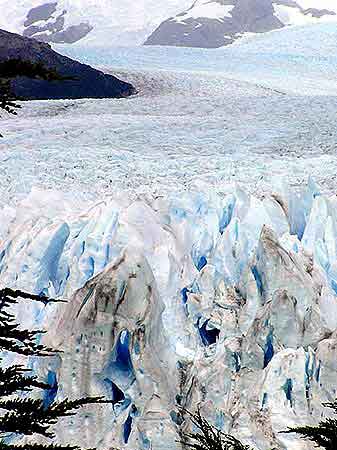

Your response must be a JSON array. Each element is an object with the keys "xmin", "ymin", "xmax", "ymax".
[
  {"xmin": 1, "ymin": 21, "xmax": 337, "ymax": 450},
  {"xmin": 2, "ymin": 24, "xmax": 337, "ymax": 208},
  {"xmin": 1, "ymin": 180, "xmax": 337, "ymax": 449}
]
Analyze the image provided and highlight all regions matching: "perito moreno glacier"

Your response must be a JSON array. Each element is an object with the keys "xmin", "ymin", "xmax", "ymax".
[
  {"xmin": 1, "ymin": 178, "xmax": 336, "ymax": 450},
  {"xmin": 1, "ymin": 6, "xmax": 337, "ymax": 450}
]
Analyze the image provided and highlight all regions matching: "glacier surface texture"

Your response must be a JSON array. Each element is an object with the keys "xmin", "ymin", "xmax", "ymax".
[
  {"xmin": 1, "ymin": 181, "xmax": 337, "ymax": 450},
  {"xmin": 1, "ymin": 21, "xmax": 337, "ymax": 450}
]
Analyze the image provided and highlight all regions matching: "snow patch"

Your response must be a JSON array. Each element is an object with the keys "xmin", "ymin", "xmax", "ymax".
[
  {"xmin": 273, "ymin": 5, "xmax": 314, "ymax": 25},
  {"xmin": 175, "ymin": 1, "xmax": 234, "ymax": 23},
  {"xmin": 273, "ymin": 3, "xmax": 337, "ymax": 25}
]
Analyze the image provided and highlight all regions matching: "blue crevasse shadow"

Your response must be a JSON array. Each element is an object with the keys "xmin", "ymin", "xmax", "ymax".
[
  {"xmin": 215, "ymin": 411, "xmax": 225, "ymax": 430},
  {"xmin": 84, "ymin": 255, "xmax": 95, "ymax": 280},
  {"xmin": 43, "ymin": 370, "xmax": 58, "ymax": 409},
  {"xmin": 282, "ymin": 378, "xmax": 293, "ymax": 407},
  {"xmin": 123, "ymin": 414, "xmax": 133, "ymax": 444},
  {"xmin": 170, "ymin": 410, "xmax": 184, "ymax": 426},
  {"xmin": 197, "ymin": 256, "xmax": 207, "ymax": 272},
  {"xmin": 0, "ymin": 248, "xmax": 6, "ymax": 270},
  {"xmin": 263, "ymin": 329, "xmax": 274, "ymax": 368},
  {"xmin": 103, "ymin": 330, "xmax": 135, "ymax": 388},
  {"xmin": 123, "ymin": 405, "xmax": 138, "ymax": 444},
  {"xmin": 114, "ymin": 331, "xmax": 134, "ymax": 376},
  {"xmin": 251, "ymin": 265, "xmax": 263, "ymax": 297},
  {"xmin": 331, "ymin": 279, "xmax": 337, "ymax": 296},
  {"xmin": 181, "ymin": 287, "xmax": 190, "ymax": 304},
  {"xmin": 104, "ymin": 378, "xmax": 125, "ymax": 405},
  {"xmin": 219, "ymin": 201, "xmax": 235, "ymax": 234},
  {"xmin": 139, "ymin": 431, "xmax": 151, "ymax": 450},
  {"xmin": 170, "ymin": 206, "xmax": 187, "ymax": 222},
  {"xmin": 76, "ymin": 286, "xmax": 95, "ymax": 318},
  {"xmin": 36, "ymin": 222, "xmax": 70, "ymax": 295},
  {"xmin": 97, "ymin": 331, "xmax": 135, "ymax": 416},
  {"xmin": 315, "ymin": 361, "xmax": 321, "ymax": 383},
  {"xmin": 181, "ymin": 280, "xmax": 200, "ymax": 305},
  {"xmin": 198, "ymin": 318, "xmax": 220, "ymax": 346},
  {"xmin": 233, "ymin": 352, "xmax": 241, "ymax": 373}
]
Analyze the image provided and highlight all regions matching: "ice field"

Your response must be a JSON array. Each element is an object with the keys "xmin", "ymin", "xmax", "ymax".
[
  {"xmin": 1, "ymin": 22, "xmax": 337, "ymax": 450},
  {"xmin": 1, "ymin": 23, "xmax": 337, "ymax": 207}
]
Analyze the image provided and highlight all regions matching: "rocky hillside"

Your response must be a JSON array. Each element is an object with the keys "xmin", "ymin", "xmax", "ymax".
[
  {"xmin": 144, "ymin": 0, "xmax": 336, "ymax": 48},
  {"xmin": 0, "ymin": 29, "xmax": 135, "ymax": 100}
]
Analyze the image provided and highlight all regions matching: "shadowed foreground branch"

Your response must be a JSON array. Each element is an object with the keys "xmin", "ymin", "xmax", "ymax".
[
  {"xmin": 0, "ymin": 95, "xmax": 20, "ymax": 137},
  {"xmin": 0, "ymin": 287, "xmax": 112, "ymax": 450},
  {"xmin": 179, "ymin": 408, "xmax": 252, "ymax": 450},
  {"xmin": 283, "ymin": 401, "xmax": 337, "ymax": 450}
]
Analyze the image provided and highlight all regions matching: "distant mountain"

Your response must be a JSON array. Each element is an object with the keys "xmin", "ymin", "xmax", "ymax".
[
  {"xmin": 0, "ymin": 0, "xmax": 192, "ymax": 46},
  {"xmin": 144, "ymin": 0, "xmax": 337, "ymax": 48},
  {"xmin": 1, "ymin": 0, "xmax": 334, "ymax": 48},
  {"xmin": 0, "ymin": 29, "xmax": 135, "ymax": 100},
  {"xmin": 21, "ymin": 2, "xmax": 93, "ymax": 44}
]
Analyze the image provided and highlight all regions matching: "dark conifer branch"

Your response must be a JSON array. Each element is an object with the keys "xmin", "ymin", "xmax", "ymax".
[
  {"xmin": 0, "ymin": 288, "xmax": 64, "ymax": 357},
  {"xmin": 0, "ymin": 288, "xmax": 66, "ymax": 307},
  {"xmin": 0, "ymin": 288, "xmax": 113, "ymax": 450},
  {"xmin": 179, "ymin": 408, "xmax": 252, "ymax": 450},
  {"xmin": 0, "ymin": 365, "xmax": 49, "ymax": 397},
  {"xmin": 0, "ymin": 95, "xmax": 20, "ymax": 137},
  {"xmin": 0, "ymin": 443, "xmax": 82, "ymax": 450},
  {"xmin": 282, "ymin": 401, "xmax": 337, "ymax": 449}
]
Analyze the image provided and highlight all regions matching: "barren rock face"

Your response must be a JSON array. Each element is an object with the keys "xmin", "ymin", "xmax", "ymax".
[
  {"xmin": 22, "ymin": 1, "xmax": 93, "ymax": 44},
  {"xmin": 24, "ymin": 2, "xmax": 58, "ymax": 27},
  {"xmin": 1, "ymin": 181, "xmax": 337, "ymax": 449}
]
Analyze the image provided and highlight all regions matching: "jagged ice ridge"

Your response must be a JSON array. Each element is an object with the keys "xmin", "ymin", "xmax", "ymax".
[{"xmin": 1, "ymin": 179, "xmax": 337, "ymax": 449}]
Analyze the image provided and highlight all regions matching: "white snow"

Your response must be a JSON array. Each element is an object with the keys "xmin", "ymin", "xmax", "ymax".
[
  {"xmin": 296, "ymin": 0, "xmax": 337, "ymax": 12},
  {"xmin": 175, "ymin": 1, "xmax": 234, "ymax": 23},
  {"xmin": 273, "ymin": 3, "xmax": 337, "ymax": 26},
  {"xmin": 273, "ymin": 4, "xmax": 316, "ymax": 25},
  {"xmin": 0, "ymin": 0, "xmax": 193, "ymax": 45}
]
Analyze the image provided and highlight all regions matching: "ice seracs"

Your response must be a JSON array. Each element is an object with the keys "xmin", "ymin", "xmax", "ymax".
[{"xmin": 1, "ymin": 179, "xmax": 337, "ymax": 449}]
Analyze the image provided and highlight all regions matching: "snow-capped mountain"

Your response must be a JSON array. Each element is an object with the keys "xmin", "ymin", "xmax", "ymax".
[
  {"xmin": 0, "ymin": 0, "xmax": 192, "ymax": 46},
  {"xmin": 145, "ymin": 0, "xmax": 337, "ymax": 48},
  {"xmin": 1, "ymin": 0, "xmax": 335, "ymax": 48}
]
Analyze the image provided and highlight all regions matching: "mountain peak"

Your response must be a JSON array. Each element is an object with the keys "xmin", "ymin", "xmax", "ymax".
[{"xmin": 144, "ymin": 0, "xmax": 336, "ymax": 48}]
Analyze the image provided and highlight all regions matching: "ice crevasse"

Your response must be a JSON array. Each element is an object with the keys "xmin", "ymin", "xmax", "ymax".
[{"xmin": 0, "ymin": 179, "xmax": 337, "ymax": 450}]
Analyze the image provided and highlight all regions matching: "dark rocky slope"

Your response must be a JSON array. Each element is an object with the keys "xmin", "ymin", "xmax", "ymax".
[{"xmin": 0, "ymin": 29, "xmax": 135, "ymax": 100}]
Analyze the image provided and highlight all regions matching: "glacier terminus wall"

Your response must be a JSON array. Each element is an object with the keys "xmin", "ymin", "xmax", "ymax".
[{"xmin": 1, "ymin": 180, "xmax": 337, "ymax": 450}]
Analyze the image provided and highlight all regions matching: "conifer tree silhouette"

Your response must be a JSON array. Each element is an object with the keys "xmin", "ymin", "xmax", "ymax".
[
  {"xmin": 0, "ymin": 95, "xmax": 20, "ymax": 137},
  {"xmin": 179, "ymin": 408, "xmax": 252, "ymax": 450},
  {"xmin": 283, "ymin": 401, "xmax": 337, "ymax": 450},
  {"xmin": 0, "ymin": 288, "xmax": 112, "ymax": 450}
]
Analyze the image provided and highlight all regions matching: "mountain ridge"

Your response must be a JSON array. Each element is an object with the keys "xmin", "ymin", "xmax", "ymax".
[{"xmin": 144, "ymin": 0, "xmax": 337, "ymax": 48}]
